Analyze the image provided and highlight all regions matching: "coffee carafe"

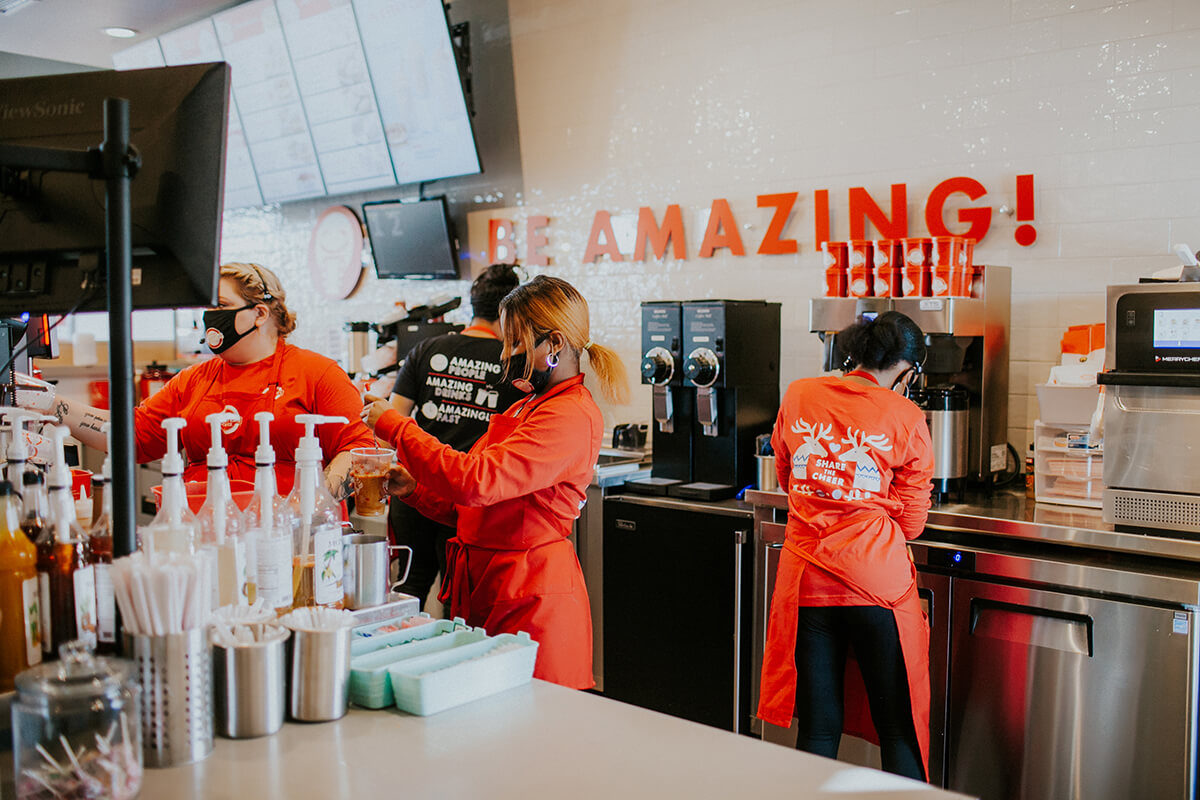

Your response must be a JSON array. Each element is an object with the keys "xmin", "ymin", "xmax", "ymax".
[{"xmin": 911, "ymin": 383, "xmax": 969, "ymax": 502}]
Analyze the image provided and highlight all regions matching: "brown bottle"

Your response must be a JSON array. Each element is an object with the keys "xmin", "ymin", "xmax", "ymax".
[
  {"xmin": 20, "ymin": 470, "xmax": 49, "ymax": 546},
  {"xmin": 0, "ymin": 479, "xmax": 41, "ymax": 691},
  {"xmin": 43, "ymin": 468, "xmax": 94, "ymax": 656},
  {"xmin": 89, "ymin": 471, "xmax": 116, "ymax": 654}
]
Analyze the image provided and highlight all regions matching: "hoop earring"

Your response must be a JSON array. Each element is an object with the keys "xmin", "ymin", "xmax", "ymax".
[{"xmin": 546, "ymin": 351, "xmax": 560, "ymax": 369}]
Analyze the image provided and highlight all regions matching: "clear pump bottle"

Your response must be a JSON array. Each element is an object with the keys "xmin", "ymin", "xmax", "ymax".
[
  {"xmin": 244, "ymin": 412, "xmax": 295, "ymax": 615},
  {"xmin": 90, "ymin": 422, "xmax": 116, "ymax": 653},
  {"xmin": 141, "ymin": 418, "xmax": 198, "ymax": 556},
  {"xmin": 0, "ymin": 479, "xmax": 42, "ymax": 691},
  {"xmin": 196, "ymin": 412, "xmax": 250, "ymax": 608},
  {"xmin": 43, "ymin": 426, "xmax": 96, "ymax": 654},
  {"xmin": 288, "ymin": 414, "xmax": 347, "ymax": 609}
]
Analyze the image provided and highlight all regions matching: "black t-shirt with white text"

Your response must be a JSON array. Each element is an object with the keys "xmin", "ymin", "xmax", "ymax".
[{"xmin": 390, "ymin": 332, "xmax": 525, "ymax": 453}]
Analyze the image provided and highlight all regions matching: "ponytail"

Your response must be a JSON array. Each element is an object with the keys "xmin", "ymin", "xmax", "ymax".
[{"xmin": 583, "ymin": 341, "xmax": 630, "ymax": 405}]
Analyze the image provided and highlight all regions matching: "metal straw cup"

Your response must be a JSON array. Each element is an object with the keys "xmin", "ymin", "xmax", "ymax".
[
  {"xmin": 126, "ymin": 628, "xmax": 214, "ymax": 767},
  {"xmin": 342, "ymin": 532, "xmax": 412, "ymax": 610},
  {"xmin": 756, "ymin": 455, "xmax": 779, "ymax": 492},
  {"xmin": 287, "ymin": 625, "xmax": 352, "ymax": 722},
  {"xmin": 213, "ymin": 630, "xmax": 288, "ymax": 739}
]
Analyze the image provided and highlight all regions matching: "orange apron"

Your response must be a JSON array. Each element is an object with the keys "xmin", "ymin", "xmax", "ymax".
[
  {"xmin": 759, "ymin": 525, "xmax": 931, "ymax": 781},
  {"xmin": 378, "ymin": 375, "xmax": 599, "ymax": 690}
]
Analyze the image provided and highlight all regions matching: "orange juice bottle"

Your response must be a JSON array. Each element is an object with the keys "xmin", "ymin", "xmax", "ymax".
[{"xmin": 0, "ymin": 479, "xmax": 42, "ymax": 691}]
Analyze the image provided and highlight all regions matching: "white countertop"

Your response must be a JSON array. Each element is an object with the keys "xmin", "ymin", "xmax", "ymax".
[{"xmin": 140, "ymin": 681, "xmax": 973, "ymax": 799}]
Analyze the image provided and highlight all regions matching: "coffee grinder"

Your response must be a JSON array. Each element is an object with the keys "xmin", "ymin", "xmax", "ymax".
[
  {"xmin": 809, "ymin": 265, "xmax": 1011, "ymax": 490},
  {"xmin": 675, "ymin": 300, "xmax": 781, "ymax": 499},
  {"xmin": 638, "ymin": 301, "xmax": 693, "ymax": 485}
]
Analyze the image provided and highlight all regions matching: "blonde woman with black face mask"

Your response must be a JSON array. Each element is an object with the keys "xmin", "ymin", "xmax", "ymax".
[
  {"xmin": 362, "ymin": 275, "xmax": 629, "ymax": 689},
  {"xmin": 40, "ymin": 263, "xmax": 375, "ymax": 497}
]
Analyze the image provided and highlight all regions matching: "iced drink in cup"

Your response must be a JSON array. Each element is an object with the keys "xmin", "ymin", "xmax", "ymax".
[{"xmin": 350, "ymin": 447, "xmax": 394, "ymax": 516}]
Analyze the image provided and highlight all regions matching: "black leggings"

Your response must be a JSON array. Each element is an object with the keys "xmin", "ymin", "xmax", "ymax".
[{"xmin": 793, "ymin": 605, "xmax": 924, "ymax": 781}]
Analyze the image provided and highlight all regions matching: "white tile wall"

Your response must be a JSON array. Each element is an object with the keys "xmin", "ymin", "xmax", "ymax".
[{"xmin": 216, "ymin": 0, "xmax": 1200, "ymax": 458}]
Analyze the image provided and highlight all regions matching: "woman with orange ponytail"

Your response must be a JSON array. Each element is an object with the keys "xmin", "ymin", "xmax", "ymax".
[{"xmin": 363, "ymin": 275, "xmax": 628, "ymax": 688}]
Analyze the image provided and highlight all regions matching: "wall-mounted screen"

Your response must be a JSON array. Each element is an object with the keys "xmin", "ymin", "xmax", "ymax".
[
  {"xmin": 363, "ymin": 197, "xmax": 458, "ymax": 280},
  {"xmin": 113, "ymin": 0, "xmax": 481, "ymax": 209}
]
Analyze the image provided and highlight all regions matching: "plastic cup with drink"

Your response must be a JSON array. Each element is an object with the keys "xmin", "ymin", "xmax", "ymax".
[{"xmin": 350, "ymin": 447, "xmax": 394, "ymax": 517}]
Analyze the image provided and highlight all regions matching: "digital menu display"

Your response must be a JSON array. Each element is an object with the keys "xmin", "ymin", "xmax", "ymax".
[
  {"xmin": 113, "ymin": 0, "xmax": 480, "ymax": 208},
  {"xmin": 1153, "ymin": 308, "xmax": 1200, "ymax": 348}
]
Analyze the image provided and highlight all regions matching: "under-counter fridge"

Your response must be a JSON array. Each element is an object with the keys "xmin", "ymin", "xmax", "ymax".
[{"xmin": 601, "ymin": 495, "xmax": 754, "ymax": 733}]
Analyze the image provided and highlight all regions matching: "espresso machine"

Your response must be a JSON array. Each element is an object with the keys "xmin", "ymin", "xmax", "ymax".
[
  {"xmin": 678, "ymin": 300, "xmax": 781, "ymax": 498},
  {"xmin": 1101, "ymin": 281, "xmax": 1200, "ymax": 534},
  {"xmin": 639, "ymin": 301, "xmax": 693, "ymax": 483},
  {"xmin": 809, "ymin": 265, "xmax": 1011, "ymax": 487}
]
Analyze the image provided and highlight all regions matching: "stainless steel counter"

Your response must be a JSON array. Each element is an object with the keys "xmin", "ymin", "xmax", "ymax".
[
  {"xmin": 137, "ymin": 681, "xmax": 971, "ymax": 800},
  {"xmin": 745, "ymin": 487, "xmax": 1200, "ymax": 564},
  {"xmin": 745, "ymin": 486, "xmax": 1200, "ymax": 799}
]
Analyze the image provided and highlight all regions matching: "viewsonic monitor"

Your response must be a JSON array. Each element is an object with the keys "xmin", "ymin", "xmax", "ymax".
[{"xmin": 0, "ymin": 63, "xmax": 230, "ymax": 314}]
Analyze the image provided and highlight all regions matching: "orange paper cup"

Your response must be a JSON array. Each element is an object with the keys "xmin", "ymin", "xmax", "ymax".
[{"xmin": 849, "ymin": 265, "xmax": 874, "ymax": 298}]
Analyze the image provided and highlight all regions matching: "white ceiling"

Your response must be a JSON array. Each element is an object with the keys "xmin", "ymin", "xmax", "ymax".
[{"xmin": 0, "ymin": 0, "xmax": 241, "ymax": 69}]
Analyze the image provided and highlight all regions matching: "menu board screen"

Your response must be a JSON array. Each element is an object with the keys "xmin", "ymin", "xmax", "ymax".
[
  {"xmin": 113, "ymin": 0, "xmax": 479, "ymax": 208},
  {"xmin": 1153, "ymin": 308, "xmax": 1200, "ymax": 348}
]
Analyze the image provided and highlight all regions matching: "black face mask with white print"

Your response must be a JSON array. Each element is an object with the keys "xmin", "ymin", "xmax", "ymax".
[{"xmin": 202, "ymin": 305, "xmax": 257, "ymax": 355}]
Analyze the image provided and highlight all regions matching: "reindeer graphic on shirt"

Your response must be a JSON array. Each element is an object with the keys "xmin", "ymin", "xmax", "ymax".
[
  {"xmin": 836, "ymin": 427, "xmax": 892, "ymax": 493},
  {"xmin": 790, "ymin": 418, "xmax": 834, "ymax": 479}
]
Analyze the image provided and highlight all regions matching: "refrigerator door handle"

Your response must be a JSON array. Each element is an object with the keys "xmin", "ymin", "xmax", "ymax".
[
  {"xmin": 733, "ymin": 529, "xmax": 748, "ymax": 732},
  {"xmin": 969, "ymin": 598, "xmax": 1094, "ymax": 657}
]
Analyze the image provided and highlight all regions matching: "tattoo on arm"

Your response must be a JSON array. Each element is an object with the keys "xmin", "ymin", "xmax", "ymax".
[
  {"xmin": 53, "ymin": 400, "xmax": 69, "ymax": 424},
  {"xmin": 80, "ymin": 413, "xmax": 107, "ymax": 434}
]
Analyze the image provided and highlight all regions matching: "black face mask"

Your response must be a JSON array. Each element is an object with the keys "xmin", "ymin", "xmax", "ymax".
[
  {"xmin": 202, "ymin": 305, "xmax": 257, "ymax": 355},
  {"xmin": 506, "ymin": 352, "xmax": 554, "ymax": 394}
]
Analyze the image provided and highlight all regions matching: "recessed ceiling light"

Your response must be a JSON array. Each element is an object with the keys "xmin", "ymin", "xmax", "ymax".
[{"xmin": 103, "ymin": 27, "xmax": 138, "ymax": 39}]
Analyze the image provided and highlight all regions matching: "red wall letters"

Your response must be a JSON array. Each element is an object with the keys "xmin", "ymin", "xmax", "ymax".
[{"xmin": 485, "ymin": 175, "xmax": 1033, "ymax": 266}]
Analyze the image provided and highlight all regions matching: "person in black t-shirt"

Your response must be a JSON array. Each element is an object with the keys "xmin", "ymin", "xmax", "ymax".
[{"xmin": 386, "ymin": 263, "xmax": 524, "ymax": 609}]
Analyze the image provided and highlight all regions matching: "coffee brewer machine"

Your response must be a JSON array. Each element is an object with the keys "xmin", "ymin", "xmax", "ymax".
[
  {"xmin": 809, "ymin": 265, "xmax": 1011, "ymax": 489},
  {"xmin": 640, "ymin": 301, "xmax": 693, "ymax": 482},
  {"xmin": 1101, "ymin": 281, "xmax": 1200, "ymax": 534}
]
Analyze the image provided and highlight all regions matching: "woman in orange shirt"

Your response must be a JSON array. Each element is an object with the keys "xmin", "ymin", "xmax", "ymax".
[
  {"xmin": 758, "ymin": 311, "xmax": 934, "ymax": 781},
  {"xmin": 43, "ymin": 262, "xmax": 374, "ymax": 496},
  {"xmin": 363, "ymin": 276, "xmax": 628, "ymax": 688}
]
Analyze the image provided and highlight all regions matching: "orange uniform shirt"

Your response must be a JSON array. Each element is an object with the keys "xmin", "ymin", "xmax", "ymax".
[
  {"xmin": 771, "ymin": 374, "xmax": 933, "ymax": 605},
  {"xmin": 134, "ymin": 342, "xmax": 375, "ymax": 493},
  {"xmin": 375, "ymin": 374, "xmax": 602, "ymax": 689},
  {"xmin": 759, "ymin": 373, "xmax": 935, "ymax": 779}
]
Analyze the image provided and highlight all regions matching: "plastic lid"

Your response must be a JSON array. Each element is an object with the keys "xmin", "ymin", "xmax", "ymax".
[
  {"xmin": 14, "ymin": 641, "xmax": 135, "ymax": 706},
  {"xmin": 5, "ymin": 408, "xmax": 49, "ymax": 462},
  {"xmin": 206, "ymin": 411, "xmax": 238, "ymax": 468},
  {"xmin": 295, "ymin": 414, "xmax": 348, "ymax": 464},
  {"xmin": 46, "ymin": 425, "xmax": 71, "ymax": 489},
  {"xmin": 254, "ymin": 411, "xmax": 275, "ymax": 465},
  {"xmin": 161, "ymin": 417, "xmax": 186, "ymax": 474}
]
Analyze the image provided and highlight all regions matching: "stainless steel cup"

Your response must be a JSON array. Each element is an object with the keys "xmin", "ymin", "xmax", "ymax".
[
  {"xmin": 342, "ymin": 533, "xmax": 412, "ymax": 610},
  {"xmin": 126, "ymin": 628, "xmax": 214, "ymax": 767},
  {"xmin": 213, "ymin": 630, "xmax": 288, "ymax": 739},
  {"xmin": 288, "ymin": 626, "xmax": 353, "ymax": 722},
  {"xmin": 756, "ymin": 455, "xmax": 779, "ymax": 492}
]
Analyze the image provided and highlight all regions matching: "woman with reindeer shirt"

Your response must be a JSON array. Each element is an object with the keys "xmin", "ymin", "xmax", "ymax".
[{"xmin": 758, "ymin": 311, "xmax": 934, "ymax": 782}]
